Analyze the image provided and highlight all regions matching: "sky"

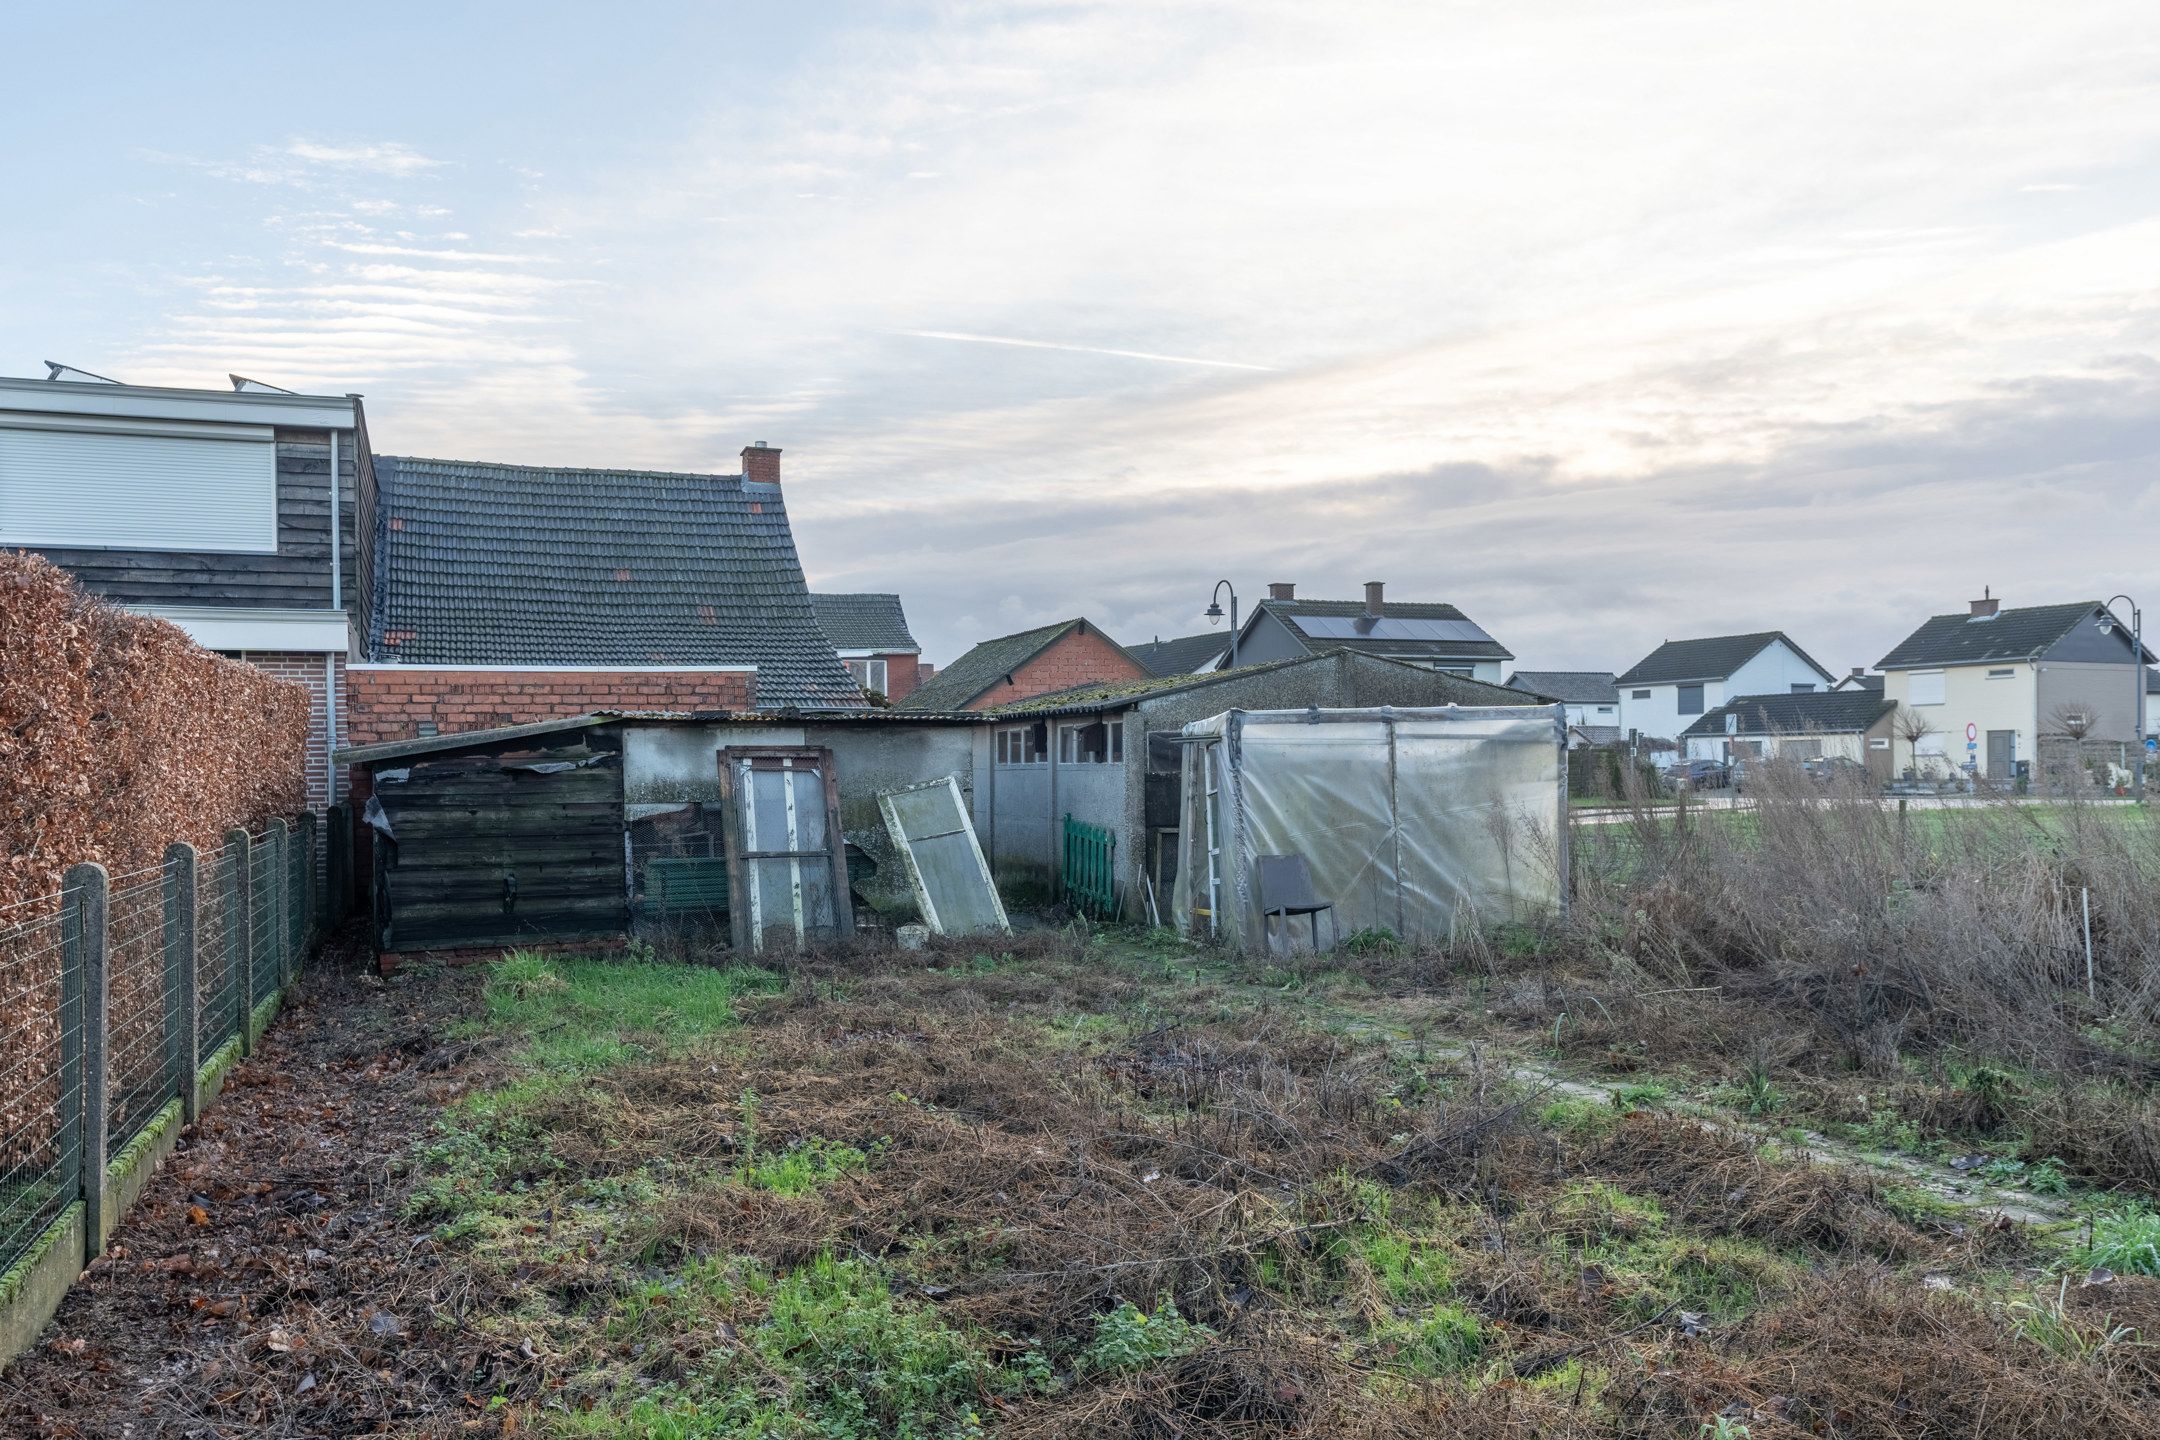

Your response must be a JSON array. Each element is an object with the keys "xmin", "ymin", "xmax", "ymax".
[{"xmin": 4, "ymin": 1, "xmax": 2158, "ymax": 674}]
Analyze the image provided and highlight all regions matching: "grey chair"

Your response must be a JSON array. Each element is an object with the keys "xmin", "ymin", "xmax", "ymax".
[{"xmin": 1255, "ymin": 853, "xmax": 1336, "ymax": 954}]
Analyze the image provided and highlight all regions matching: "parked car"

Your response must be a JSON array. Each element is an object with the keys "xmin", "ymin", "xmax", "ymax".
[
  {"xmin": 1802, "ymin": 755, "xmax": 1871, "ymax": 787},
  {"xmin": 1663, "ymin": 758, "xmax": 1729, "ymax": 791}
]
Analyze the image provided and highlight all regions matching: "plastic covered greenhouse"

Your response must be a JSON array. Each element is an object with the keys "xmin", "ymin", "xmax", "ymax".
[{"xmin": 1169, "ymin": 705, "xmax": 1567, "ymax": 950}]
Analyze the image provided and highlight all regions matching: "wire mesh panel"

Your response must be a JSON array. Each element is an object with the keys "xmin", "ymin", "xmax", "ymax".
[
  {"xmin": 0, "ymin": 901, "xmax": 79, "ymax": 1277},
  {"xmin": 104, "ymin": 875, "xmax": 172, "ymax": 1156},
  {"xmin": 249, "ymin": 831, "xmax": 280, "ymax": 1008},
  {"xmin": 286, "ymin": 825, "xmax": 308, "ymax": 970},
  {"xmin": 195, "ymin": 843, "xmax": 241, "ymax": 1059}
]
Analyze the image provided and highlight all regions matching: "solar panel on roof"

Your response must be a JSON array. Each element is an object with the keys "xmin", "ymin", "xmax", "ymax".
[{"xmin": 1296, "ymin": 615, "xmax": 1495, "ymax": 644}]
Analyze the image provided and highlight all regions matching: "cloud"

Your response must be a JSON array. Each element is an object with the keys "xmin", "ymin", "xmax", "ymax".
[
  {"xmin": 279, "ymin": 139, "xmax": 443, "ymax": 175},
  {"xmin": 898, "ymin": 329, "xmax": 1275, "ymax": 371}
]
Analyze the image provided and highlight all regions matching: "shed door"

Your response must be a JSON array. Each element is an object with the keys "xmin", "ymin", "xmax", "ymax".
[{"xmin": 719, "ymin": 749, "xmax": 853, "ymax": 952}]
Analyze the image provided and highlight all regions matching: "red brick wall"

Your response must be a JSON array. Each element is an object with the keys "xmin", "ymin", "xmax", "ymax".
[
  {"xmin": 882, "ymin": 653, "xmax": 923, "ymax": 703},
  {"xmin": 233, "ymin": 650, "xmax": 346, "ymax": 811},
  {"xmin": 344, "ymin": 667, "xmax": 757, "ymax": 746},
  {"xmin": 962, "ymin": 626, "xmax": 1147, "ymax": 710}
]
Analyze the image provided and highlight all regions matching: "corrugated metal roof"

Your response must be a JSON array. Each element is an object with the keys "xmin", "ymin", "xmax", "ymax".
[{"xmin": 335, "ymin": 705, "xmax": 983, "ymax": 766}]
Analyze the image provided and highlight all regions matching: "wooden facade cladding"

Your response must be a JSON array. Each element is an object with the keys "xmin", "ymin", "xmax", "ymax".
[{"xmin": 23, "ymin": 426, "xmax": 360, "ymax": 611}]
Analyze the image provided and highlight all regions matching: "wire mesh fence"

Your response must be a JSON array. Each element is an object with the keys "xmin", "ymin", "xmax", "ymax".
[
  {"xmin": 0, "ymin": 902, "xmax": 79, "ymax": 1284},
  {"xmin": 249, "ymin": 828, "xmax": 282, "ymax": 1019},
  {"xmin": 0, "ymin": 805, "xmax": 346, "ymax": 1288},
  {"xmin": 103, "ymin": 876, "xmax": 170, "ymax": 1157},
  {"xmin": 196, "ymin": 844, "xmax": 242, "ymax": 1061}
]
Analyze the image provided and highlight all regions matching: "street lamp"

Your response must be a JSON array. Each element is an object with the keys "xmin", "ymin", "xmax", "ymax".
[
  {"xmin": 1205, "ymin": 580, "xmax": 1240, "ymax": 670},
  {"xmin": 2100, "ymin": 595, "xmax": 2146, "ymax": 802}
]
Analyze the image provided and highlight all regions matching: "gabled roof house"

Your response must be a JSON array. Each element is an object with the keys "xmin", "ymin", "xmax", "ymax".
[
  {"xmin": 345, "ymin": 444, "xmax": 866, "ymax": 748},
  {"xmin": 1681, "ymin": 689, "xmax": 1900, "ymax": 782},
  {"xmin": 1617, "ymin": 630, "xmax": 1834, "ymax": 742},
  {"xmin": 1874, "ymin": 594, "xmax": 2153, "ymax": 780},
  {"xmin": 1227, "ymin": 581, "xmax": 1513, "ymax": 681},
  {"xmin": 900, "ymin": 617, "xmax": 1147, "ymax": 712},
  {"xmin": 1507, "ymin": 670, "xmax": 1621, "ymax": 745},
  {"xmin": 813, "ymin": 592, "xmax": 924, "ymax": 702}
]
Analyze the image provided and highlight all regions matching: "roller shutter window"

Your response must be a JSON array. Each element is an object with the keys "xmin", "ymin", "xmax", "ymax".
[
  {"xmin": 1909, "ymin": 670, "xmax": 1946, "ymax": 706},
  {"xmin": 0, "ymin": 420, "xmax": 277, "ymax": 552}
]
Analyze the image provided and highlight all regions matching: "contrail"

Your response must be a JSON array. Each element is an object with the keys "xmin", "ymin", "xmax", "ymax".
[{"xmin": 900, "ymin": 329, "xmax": 1275, "ymax": 372}]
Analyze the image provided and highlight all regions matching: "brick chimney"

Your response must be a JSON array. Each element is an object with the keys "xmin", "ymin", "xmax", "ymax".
[
  {"xmin": 1268, "ymin": 581, "xmax": 1295, "ymax": 601},
  {"xmin": 741, "ymin": 441, "xmax": 781, "ymax": 486},
  {"xmin": 1969, "ymin": 586, "xmax": 1999, "ymax": 619},
  {"xmin": 1364, "ymin": 580, "xmax": 1385, "ymax": 617}
]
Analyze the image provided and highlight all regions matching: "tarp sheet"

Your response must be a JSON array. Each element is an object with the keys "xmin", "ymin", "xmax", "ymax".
[{"xmin": 1170, "ymin": 706, "xmax": 1566, "ymax": 950}]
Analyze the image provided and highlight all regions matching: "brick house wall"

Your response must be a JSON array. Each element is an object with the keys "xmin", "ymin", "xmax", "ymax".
[
  {"xmin": 229, "ymin": 650, "xmax": 348, "ymax": 812},
  {"xmin": 343, "ymin": 666, "xmax": 759, "ymax": 747},
  {"xmin": 963, "ymin": 627, "xmax": 1148, "ymax": 710},
  {"xmin": 881, "ymin": 652, "xmax": 922, "ymax": 704}
]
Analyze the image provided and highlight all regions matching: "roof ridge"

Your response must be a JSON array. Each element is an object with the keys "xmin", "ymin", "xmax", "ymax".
[{"xmin": 380, "ymin": 453, "xmax": 748, "ymax": 484}]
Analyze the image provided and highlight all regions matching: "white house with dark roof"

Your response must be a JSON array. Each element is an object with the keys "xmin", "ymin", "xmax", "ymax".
[
  {"xmin": 1680, "ymin": 690, "xmax": 1900, "ymax": 782},
  {"xmin": 1875, "ymin": 594, "xmax": 2152, "ymax": 780},
  {"xmin": 1225, "ymin": 581, "xmax": 1512, "ymax": 681},
  {"xmin": 1506, "ymin": 670, "xmax": 1620, "ymax": 745},
  {"xmin": 1616, "ymin": 631, "xmax": 1835, "ymax": 742}
]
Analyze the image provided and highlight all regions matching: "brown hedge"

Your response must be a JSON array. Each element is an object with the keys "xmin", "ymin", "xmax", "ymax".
[{"xmin": 0, "ymin": 550, "xmax": 310, "ymax": 914}]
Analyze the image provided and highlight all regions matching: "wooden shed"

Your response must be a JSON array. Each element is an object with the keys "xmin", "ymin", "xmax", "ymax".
[{"xmin": 350, "ymin": 718, "xmax": 628, "ymax": 953}]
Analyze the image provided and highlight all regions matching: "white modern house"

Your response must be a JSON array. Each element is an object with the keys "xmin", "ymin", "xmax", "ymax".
[{"xmin": 1615, "ymin": 631, "xmax": 1835, "ymax": 743}]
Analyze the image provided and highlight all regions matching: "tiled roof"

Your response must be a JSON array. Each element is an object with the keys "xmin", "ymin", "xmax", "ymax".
[
  {"xmin": 1680, "ymin": 689, "xmax": 1897, "ymax": 738},
  {"xmin": 1260, "ymin": 598, "xmax": 1513, "ymax": 661},
  {"xmin": 899, "ymin": 618, "xmax": 1135, "ymax": 711},
  {"xmin": 1618, "ymin": 631, "xmax": 1831, "ymax": 686},
  {"xmin": 1507, "ymin": 670, "xmax": 1619, "ymax": 704},
  {"xmin": 372, "ymin": 455, "xmax": 864, "ymax": 711},
  {"xmin": 1875, "ymin": 602, "xmax": 2121, "ymax": 670},
  {"xmin": 812, "ymin": 593, "xmax": 919, "ymax": 653},
  {"xmin": 1128, "ymin": 631, "xmax": 1231, "ymax": 676}
]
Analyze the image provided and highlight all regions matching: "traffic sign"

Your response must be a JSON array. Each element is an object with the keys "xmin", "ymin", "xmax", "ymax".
[
  {"xmin": 2148, "ymin": 737, "xmax": 2157, "ymax": 754},
  {"xmin": 1965, "ymin": 722, "xmax": 1979, "ymax": 742}
]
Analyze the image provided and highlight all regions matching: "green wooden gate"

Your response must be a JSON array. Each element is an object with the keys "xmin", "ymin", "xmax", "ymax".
[{"xmin": 1061, "ymin": 814, "xmax": 1117, "ymax": 918}]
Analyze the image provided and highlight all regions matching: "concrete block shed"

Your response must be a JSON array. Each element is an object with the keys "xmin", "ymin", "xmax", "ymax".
[
  {"xmin": 336, "ymin": 709, "xmax": 979, "ymax": 954},
  {"xmin": 971, "ymin": 649, "xmax": 1546, "ymax": 921}
]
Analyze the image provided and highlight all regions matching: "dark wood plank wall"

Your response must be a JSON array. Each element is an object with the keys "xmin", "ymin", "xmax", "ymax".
[
  {"xmin": 374, "ymin": 728, "xmax": 628, "ymax": 952},
  {"xmin": 28, "ymin": 426, "xmax": 358, "ymax": 611}
]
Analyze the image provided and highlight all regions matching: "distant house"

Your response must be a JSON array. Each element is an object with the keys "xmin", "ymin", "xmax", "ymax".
[
  {"xmin": 1681, "ymin": 690, "xmax": 1899, "ymax": 783},
  {"xmin": 0, "ymin": 367, "xmax": 371, "ymax": 812},
  {"xmin": 1875, "ymin": 595, "xmax": 2153, "ymax": 780},
  {"xmin": 346, "ymin": 444, "xmax": 866, "ymax": 749},
  {"xmin": 1127, "ymin": 632, "xmax": 1232, "ymax": 677},
  {"xmin": 1616, "ymin": 631, "xmax": 1834, "ymax": 742},
  {"xmin": 972, "ymin": 649, "xmax": 1546, "ymax": 919},
  {"xmin": 813, "ymin": 593, "xmax": 923, "ymax": 702},
  {"xmin": 1225, "ymin": 581, "xmax": 1512, "ymax": 681},
  {"xmin": 1507, "ymin": 671, "xmax": 1620, "ymax": 744},
  {"xmin": 900, "ymin": 618, "xmax": 1147, "ymax": 712},
  {"xmin": 1832, "ymin": 668, "xmax": 1884, "ymax": 694}
]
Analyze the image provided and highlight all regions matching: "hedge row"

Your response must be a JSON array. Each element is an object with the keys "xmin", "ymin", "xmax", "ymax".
[{"xmin": 0, "ymin": 551, "xmax": 310, "ymax": 914}]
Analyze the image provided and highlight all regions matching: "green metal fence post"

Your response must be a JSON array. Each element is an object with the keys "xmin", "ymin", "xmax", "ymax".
[
  {"xmin": 163, "ymin": 842, "xmax": 199, "ymax": 1125},
  {"xmin": 63, "ymin": 863, "xmax": 109, "ymax": 1262},
  {"xmin": 228, "ymin": 828, "xmax": 254, "ymax": 1057}
]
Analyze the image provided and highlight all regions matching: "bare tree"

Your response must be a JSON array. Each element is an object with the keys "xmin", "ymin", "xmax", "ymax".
[
  {"xmin": 1893, "ymin": 705, "xmax": 1938, "ymax": 778},
  {"xmin": 2047, "ymin": 702, "xmax": 2096, "ymax": 741}
]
